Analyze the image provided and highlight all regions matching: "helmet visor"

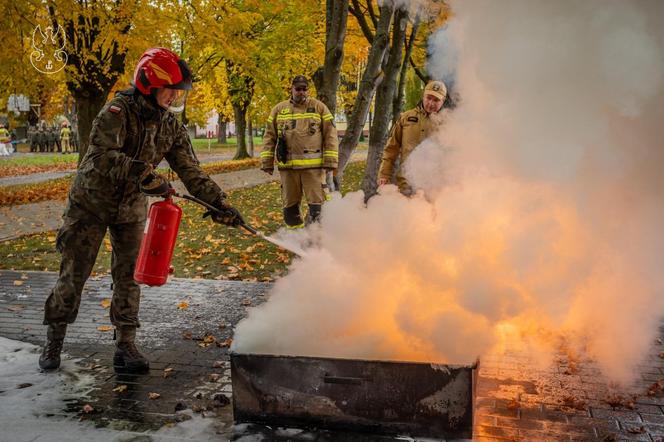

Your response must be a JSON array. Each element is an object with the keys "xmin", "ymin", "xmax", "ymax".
[{"xmin": 166, "ymin": 89, "xmax": 188, "ymax": 113}]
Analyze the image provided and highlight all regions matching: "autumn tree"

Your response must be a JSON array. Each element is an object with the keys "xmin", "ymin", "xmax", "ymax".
[
  {"xmin": 313, "ymin": 0, "xmax": 349, "ymax": 116},
  {"xmin": 338, "ymin": 0, "xmax": 447, "ymax": 199}
]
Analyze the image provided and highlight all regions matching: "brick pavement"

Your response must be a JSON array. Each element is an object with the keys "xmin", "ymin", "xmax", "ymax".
[{"xmin": 1, "ymin": 270, "xmax": 663, "ymax": 441}]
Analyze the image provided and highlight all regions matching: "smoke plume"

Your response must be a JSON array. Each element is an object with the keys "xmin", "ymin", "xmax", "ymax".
[{"xmin": 233, "ymin": 0, "xmax": 664, "ymax": 384}]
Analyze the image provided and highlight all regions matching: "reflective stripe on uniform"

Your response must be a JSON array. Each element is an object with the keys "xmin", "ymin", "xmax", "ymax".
[
  {"xmin": 267, "ymin": 116, "xmax": 274, "ymax": 123},
  {"xmin": 277, "ymin": 158, "xmax": 324, "ymax": 167},
  {"xmin": 260, "ymin": 151, "xmax": 274, "ymax": 158},
  {"xmin": 322, "ymin": 113, "xmax": 334, "ymax": 121},
  {"xmin": 323, "ymin": 150, "xmax": 338, "ymax": 158},
  {"xmin": 275, "ymin": 113, "xmax": 321, "ymax": 122},
  {"xmin": 286, "ymin": 223, "xmax": 305, "ymax": 230}
]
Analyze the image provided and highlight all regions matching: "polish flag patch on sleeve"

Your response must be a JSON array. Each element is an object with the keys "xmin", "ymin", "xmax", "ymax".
[{"xmin": 109, "ymin": 105, "xmax": 122, "ymax": 114}]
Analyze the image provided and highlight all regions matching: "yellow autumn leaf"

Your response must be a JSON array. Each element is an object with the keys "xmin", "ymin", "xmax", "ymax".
[
  {"xmin": 13, "ymin": 280, "xmax": 23, "ymax": 286},
  {"xmin": 113, "ymin": 384, "xmax": 128, "ymax": 393},
  {"xmin": 148, "ymin": 392, "xmax": 161, "ymax": 400},
  {"xmin": 100, "ymin": 299, "xmax": 111, "ymax": 309},
  {"xmin": 177, "ymin": 301, "xmax": 189, "ymax": 310},
  {"xmin": 97, "ymin": 325, "xmax": 113, "ymax": 332}
]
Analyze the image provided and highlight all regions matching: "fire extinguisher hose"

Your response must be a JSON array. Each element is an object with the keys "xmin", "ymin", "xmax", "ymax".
[{"xmin": 171, "ymin": 192, "xmax": 306, "ymax": 256}]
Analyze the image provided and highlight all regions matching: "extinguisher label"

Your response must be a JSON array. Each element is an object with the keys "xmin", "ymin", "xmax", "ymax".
[{"xmin": 144, "ymin": 218, "xmax": 150, "ymax": 234}]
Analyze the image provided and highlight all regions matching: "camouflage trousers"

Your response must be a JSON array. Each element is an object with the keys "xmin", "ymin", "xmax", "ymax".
[{"xmin": 43, "ymin": 217, "xmax": 145, "ymax": 328}]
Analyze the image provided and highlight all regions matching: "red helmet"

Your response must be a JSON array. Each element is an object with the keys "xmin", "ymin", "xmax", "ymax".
[{"xmin": 133, "ymin": 48, "xmax": 192, "ymax": 95}]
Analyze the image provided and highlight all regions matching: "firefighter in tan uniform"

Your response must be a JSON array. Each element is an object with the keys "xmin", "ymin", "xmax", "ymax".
[
  {"xmin": 379, "ymin": 80, "xmax": 447, "ymax": 196},
  {"xmin": 261, "ymin": 76, "xmax": 338, "ymax": 228}
]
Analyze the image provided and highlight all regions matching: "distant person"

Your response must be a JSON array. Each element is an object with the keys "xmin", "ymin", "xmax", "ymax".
[
  {"xmin": 0, "ymin": 124, "xmax": 10, "ymax": 156},
  {"xmin": 260, "ymin": 75, "xmax": 338, "ymax": 228},
  {"xmin": 60, "ymin": 122, "xmax": 72, "ymax": 154},
  {"xmin": 378, "ymin": 80, "xmax": 447, "ymax": 196},
  {"xmin": 39, "ymin": 47, "xmax": 244, "ymax": 374}
]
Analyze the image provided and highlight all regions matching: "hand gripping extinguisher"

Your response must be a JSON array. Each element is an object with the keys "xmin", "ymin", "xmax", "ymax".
[{"xmin": 134, "ymin": 193, "xmax": 182, "ymax": 286}]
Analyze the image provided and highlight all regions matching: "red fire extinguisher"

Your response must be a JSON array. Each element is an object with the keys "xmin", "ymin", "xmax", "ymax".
[{"xmin": 134, "ymin": 196, "xmax": 182, "ymax": 286}]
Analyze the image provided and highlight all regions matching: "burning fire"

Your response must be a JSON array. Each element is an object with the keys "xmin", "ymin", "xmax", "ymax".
[{"xmin": 233, "ymin": 0, "xmax": 664, "ymax": 385}]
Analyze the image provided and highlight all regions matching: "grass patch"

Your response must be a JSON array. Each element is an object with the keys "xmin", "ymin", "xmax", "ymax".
[
  {"xmin": 0, "ymin": 161, "xmax": 366, "ymax": 281},
  {"xmin": 0, "ymin": 154, "xmax": 78, "ymax": 178},
  {"xmin": 0, "ymin": 158, "xmax": 261, "ymax": 207}
]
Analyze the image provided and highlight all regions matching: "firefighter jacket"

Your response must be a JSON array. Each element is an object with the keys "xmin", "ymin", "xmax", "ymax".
[
  {"xmin": 261, "ymin": 97, "xmax": 338, "ymax": 170},
  {"xmin": 60, "ymin": 127, "xmax": 71, "ymax": 140},
  {"xmin": 66, "ymin": 89, "xmax": 224, "ymax": 224},
  {"xmin": 379, "ymin": 103, "xmax": 444, "ymax": 191}
]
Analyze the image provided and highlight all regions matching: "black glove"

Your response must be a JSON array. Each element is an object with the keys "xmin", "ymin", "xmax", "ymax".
[
  {"xmin": 139, "ymin": 173, "xmax": 171, "ymax": 197},
  {"xmin": 203, "ymin": 198, "xmax": 244, "ymax": 227}
]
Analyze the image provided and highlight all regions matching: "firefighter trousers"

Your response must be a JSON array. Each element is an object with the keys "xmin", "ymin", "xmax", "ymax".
[
  {"xmin": 279, "ymin": 168, "xmax": 325, "ymax": 208},
  {"xmin": 43, "ymin": 217, "xmax": 145, "ymax": 328}
]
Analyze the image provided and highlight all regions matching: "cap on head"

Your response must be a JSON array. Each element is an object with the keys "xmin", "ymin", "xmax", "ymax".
[
  {"xmin": 424, "ymin": 80, "xmax": 447, "ymax": 101},
  {"xmin": 291, "ymin": 75, "xmax": 309, "ymax": 88}
]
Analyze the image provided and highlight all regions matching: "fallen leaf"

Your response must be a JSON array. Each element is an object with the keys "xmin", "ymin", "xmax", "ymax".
[
  {"xmin": 113, "ymin": 384, "xmax": 128, "ymax": 393},
  {"xmin": 13, "ymin": 280, "xmax": 23, "ymax": 286},
  {"xmin": 82, "ymin": 404, "xmax": 94, "ymax": 414},
  {"xmin": 604, "ymin": 394, "xmax": 635, "ymax": 409},
  {"xmin": 182, "ymin": 331, "xmax": 193, "ymax": 340},
  {"xmin": 212, "ymin": 360, "xmax": 225, "ymax": 368},
  {"xmin": 203, "ymin": 334, "xmax": 215, "ymax": 344},
  {"xmin": 647, "ymin": 379, "xmax": 664, "ymax": 396},
  {"xmin": 626, "ymin": 426, "xmax": 645, "ymax": 434},
  {"xmin": 97, "ymin": 325, "xmax": 113, "ymax": 332},
  {"xmin": 562, "ymin": 395, "xmax": 587, "ymax": 411},
  {"xmin": 7, "ymin": 305, "xmax": 25, "ymax": 312},
  {"xmin": 177, "ymin": 301, "xmax": 189, "ymax": 310},
  {"xmin": 148, "ymin": 392, "xmax": 161, "ymax": 400},
  {"xmin": 241, "ymin": 299, "xmax": 252, "ymax": 306},
  {"xmin": 217, "ymin": 338, "xmax": 233, "ymax": 348},
  {"xmin": 100, "ymin": 299, "xmax": 111, "ymax": 309},
  {"xmin": 208, "ymin": 373, "xmax": 221, "ymax": 382},
  {"xmin": 163, "ymin": 368, "xmax": 174, "ymax": 378}
]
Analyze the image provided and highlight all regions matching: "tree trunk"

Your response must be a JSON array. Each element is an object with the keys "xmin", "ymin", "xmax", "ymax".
[
  {"xmin": 393, "ymin": 19, "xmax": 420, "ymax": 123},
  {"xmin": 233, "ymin": 103, "xmax": 250, "ymax": 159},
  {"xmin": 362, "ymin": 8, "xmax": 408, "ymax": 201},
  {"xmin": 73, "ymin": 93, "xmax": 107, "ymax": 162},
  {"xmin": 247, "ymin": 117, "xmax": 254, "ymax": 156},
  {"xmin": 337, "ymin": 3, "xmax": 395, "ymax": 185},
  {"xmin": 317, "ymin": 0, "xmax": 349, "ymax": 116},
  {"xmin": 218, "ymin": 117, "xmax": 227, "ymax": 144}
]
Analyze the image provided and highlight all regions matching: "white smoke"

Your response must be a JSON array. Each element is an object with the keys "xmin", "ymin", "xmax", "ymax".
[{"xmin": 233, "ymin": 0, "xmax": 664, "ymax": 384}]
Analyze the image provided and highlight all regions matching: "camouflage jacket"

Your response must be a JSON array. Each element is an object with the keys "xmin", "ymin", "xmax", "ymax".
[{"xmin": 65, "ymin": 89, "xmax": 224, "ymax": 224}]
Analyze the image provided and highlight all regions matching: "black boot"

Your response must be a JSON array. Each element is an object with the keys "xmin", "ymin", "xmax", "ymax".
[
  {"xmin": 39, "ymin": 323, "xmax": 67, "ymax": 370},
  {"xmin": 305, "ymin": 204, "xmax": 322, "ymax": 225},
  {"xmin": 113, "ymin": 327, "xmax": 149, "ymax": 374}
]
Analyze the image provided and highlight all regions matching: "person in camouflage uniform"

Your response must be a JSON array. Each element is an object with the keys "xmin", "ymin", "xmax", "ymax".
[{"xmin": 39, "ymin": 48, "xmax": 243, "ymax": 374}]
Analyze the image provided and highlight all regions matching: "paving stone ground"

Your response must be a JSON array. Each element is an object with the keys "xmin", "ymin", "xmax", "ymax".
[{"xmin": 1, "ymin": 270, "xmax": 663, "ymax": 441}]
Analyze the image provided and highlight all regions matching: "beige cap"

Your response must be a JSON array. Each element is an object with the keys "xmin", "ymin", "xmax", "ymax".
[{"xmin": 424, "ymin": 80, "xmax": 447, "ymax": 100}]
